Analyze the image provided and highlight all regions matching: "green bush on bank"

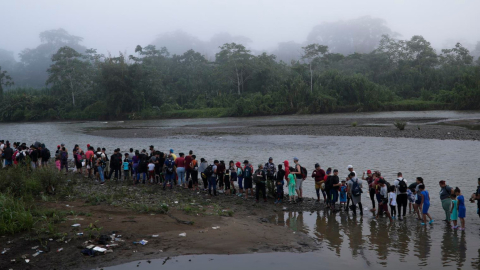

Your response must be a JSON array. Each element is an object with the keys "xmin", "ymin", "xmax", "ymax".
[{"xmin": 0, "ymin": 166, "xmax": 67, "ymax": 235}]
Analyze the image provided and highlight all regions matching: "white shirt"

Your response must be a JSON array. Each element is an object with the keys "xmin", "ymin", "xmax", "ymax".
[
  {"xmin": 148, "ymin": 163, "xmax": 155, "ymax": 171},
  {"xmin": 388, "ymin": 192, "xmax": 397, "ymax": 206},
  {"xmin": 394, "ymin": 178, "xmax": 408, "ymax": 195}
]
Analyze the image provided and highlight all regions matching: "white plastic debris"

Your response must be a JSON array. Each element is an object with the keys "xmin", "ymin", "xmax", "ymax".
[
  {"xmin": 179, "ymin": 233, "xmax": 186, "ymax": 237},
  {"xmin": 174, "ymin": 201, "xmax": 178, "ymax": 204},
  {"xmin": 71, "ymin": 224, "xmax": 81, "ymax": 227},
  {"xmin": 31, "ymin": 246, "xmax": 39, "ymax": 250},
  {"xmin": 93, "ymin": 247, "xmax": 107, "ymax": 252},
  {"xmin": 152, "ymin": 235, "xmax": 159, "ymax": 238},
  {"xmin": 212, "ymin": 226, "xmax": 220, "ymax": 230},
  {"xmin": 25, "ymin": 259, "xmax": 30, "ymax": 263}
]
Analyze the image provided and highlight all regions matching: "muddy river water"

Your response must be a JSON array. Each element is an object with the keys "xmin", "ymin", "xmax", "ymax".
[{"xmin": 1, "ymin": 111, "xmax": 480, "ymax": 269}]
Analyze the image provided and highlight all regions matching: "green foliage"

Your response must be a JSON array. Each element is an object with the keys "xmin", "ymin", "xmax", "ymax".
[
  {"xmin": 1, "ymin": 32, "xmax": 480, "ymax": 122},
  {"xmin": 394, "ymin": 120, "xmax": 407, "ymax": 130},
  {"xmin": 351, "ymin": 122, "xmax": 357, "ymax": 127}
]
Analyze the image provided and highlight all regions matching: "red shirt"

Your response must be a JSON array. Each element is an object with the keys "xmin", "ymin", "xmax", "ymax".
[
  {"xmin": 175, "ymin": 157, "xmax": 185, "ymax": 168},
  {"xmin": 312, "ymin": 169, "xmax": 326, "ymax": 182},
  {"xmin": 184, "ymin": 155, "xmax": 193, "ymax": 170},
  {"xmin": 85, "ymin": 150, "xmax": 94, "ymax": 161}
]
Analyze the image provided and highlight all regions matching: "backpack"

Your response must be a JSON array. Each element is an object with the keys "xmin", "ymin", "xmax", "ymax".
[
  {"xmin": 297, "ymin": 164, "xmax": 307, "ymax": 179},
  {"xmin": 300, "ymin": 166, "xmax": 307, "ymax": 179},
  {"xmin": 61, "ymin": 151, "xmax": 68, "ymax": 161},
  {"xmin": 398, "ymin": 178, "xmax": 407, "ymax": 193},
  {"xmin": 44, "ymin": 149, "xmax": 51, "ymax": 160},
  {"xmin": 351, "ymin": 179, "xmax": 362, "ymax": 197},
  {"xmin": 165, "ymin": 159, "xmax": 175, "ymax": 173},
  {"xmin": 244, "ymin": 165, "xmax": 252, "ymax": 178},
  {"xmin": 325, "ymin": 176, "xmax": 332, "ymax": 190},
  {"xmin": 203, "ymin": 165, "xmax": 214, "ymax": 177}
]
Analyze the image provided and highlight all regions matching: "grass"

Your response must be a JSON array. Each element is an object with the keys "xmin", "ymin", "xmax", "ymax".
[
  {"xmin": 351, "ymin": 121, "xmax": 357, "ymax": 127},
  {"xmin": 394, "ymin": 120, "xmax": 407, "ymax": 130}
]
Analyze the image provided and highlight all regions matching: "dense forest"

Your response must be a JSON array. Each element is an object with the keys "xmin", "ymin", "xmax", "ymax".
[{"xmin": 1, "ymin": 17, "xmax": 480, "ymax": 121}]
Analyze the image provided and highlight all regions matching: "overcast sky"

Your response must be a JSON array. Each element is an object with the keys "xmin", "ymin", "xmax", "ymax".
[{"xmin": 1, "ymin": 0, "xmax": 479, "ymax": 58}]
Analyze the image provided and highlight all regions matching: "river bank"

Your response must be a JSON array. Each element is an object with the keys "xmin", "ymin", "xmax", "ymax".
[
  {"xmin": 0, "ymin": 175, "xmax": 319, "ymax": 270},
  {"xmin": 86, "ymin": 114, "xmax": 480, "ymax": 141}
]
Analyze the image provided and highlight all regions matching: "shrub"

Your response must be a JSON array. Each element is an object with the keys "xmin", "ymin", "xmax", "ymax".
[
  {"xmin": 394, "ymin": 120, "xmax": 407, "ymax": 130},
  {"xmin": 351, "ymin": 121, "xmax": 357, "ymax": 127}
]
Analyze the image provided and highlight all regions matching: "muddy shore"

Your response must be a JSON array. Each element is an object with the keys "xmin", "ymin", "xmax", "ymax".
[
  {"xmin": 0, "ymin": 178, "xmax": 321, "ymax": 270},
  {"xmin": 86, "ymin": 116, "xmax": 480, "ymax": 141}
]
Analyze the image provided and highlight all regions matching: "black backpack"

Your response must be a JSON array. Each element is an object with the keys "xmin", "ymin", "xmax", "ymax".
[
  {"xmin": 203, "ymin": 165, "xmax": 214, "ymax": 177},
  {"xmin": 398, "ymin": 178, "xmax": 407, "ymax": 193},
  {"xmin": 44, "ymin": 149, "xmax": 51, "ymax": 160}
]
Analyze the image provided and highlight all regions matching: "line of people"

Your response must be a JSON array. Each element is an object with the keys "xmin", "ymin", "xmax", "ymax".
[{"xmin": 2, "ymin": 140, "xmax": 480, "ymax": 229}]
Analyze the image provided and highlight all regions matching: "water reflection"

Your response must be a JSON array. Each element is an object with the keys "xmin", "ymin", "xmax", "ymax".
[{"xmin": 270, "ymin": 211, "xmax": 475, "ymax": 269}]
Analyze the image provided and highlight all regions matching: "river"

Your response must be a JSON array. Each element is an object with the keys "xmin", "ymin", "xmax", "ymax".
[{"xmin": 1, "ymin": 110, "xmax": 480, "ymax": 269}]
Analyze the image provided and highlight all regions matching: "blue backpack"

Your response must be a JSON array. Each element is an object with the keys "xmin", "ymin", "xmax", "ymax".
[
  {"xmin": 165, "ymin": 159, "xmax": 174, "ymax": 173},
  {"xmin": 351, "ymin": 179, "xmax": 362, "ymax": 197},
  {"xmin": 244, "ymin": 165, "xmax": 252, "ymax": 178}
]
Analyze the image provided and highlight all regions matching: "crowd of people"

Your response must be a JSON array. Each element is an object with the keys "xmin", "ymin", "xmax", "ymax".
[{"xmin": 1, "ymin": 139, "xmax": 479, "ymax": 229}]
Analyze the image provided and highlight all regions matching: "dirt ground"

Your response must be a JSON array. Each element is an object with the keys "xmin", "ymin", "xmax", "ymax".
[{"xmin": 0, "ymin": 183, "xmax": 318, "ymax": 270}]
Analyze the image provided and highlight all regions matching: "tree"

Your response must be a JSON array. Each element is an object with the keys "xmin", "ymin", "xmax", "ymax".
[
  {"xmin": 18, "ymin": 28, "xmax": 86, "ymax": 88},
  {"xmin": 46, "ymin": 46, "xmax": 92, "ymax": 106},
  {"xmin": 0, "ymin": 66, "xmax": 14, "ymax": 101},
  {"xmin": 440, "ymin": 43, "xmax": 474, "ymax": 67},
  {"xmin": 302, "ymin": 44, "xmax": 328, "ymax": 93},
  {"xmin": 215, "ymin": 43, "xmax": 255, "ymax": 95}
]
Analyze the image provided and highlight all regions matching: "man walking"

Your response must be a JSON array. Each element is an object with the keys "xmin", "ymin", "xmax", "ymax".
[{"xmin": 394, "ymin": 172, "xmax": 408, "ymax": 220}]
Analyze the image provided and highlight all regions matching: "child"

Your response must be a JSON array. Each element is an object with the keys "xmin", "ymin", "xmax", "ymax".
[
  {"xmin": 288, "ymin": 167, "xmax": 297, "ymax": 203},
  {"xmin": 224, "ymin": 169, "xmax": 231, "ymax": 195},
  {"xmin": 275, "ymin": 165, "xmax": 285, "ymax": 204},
  {"xmin": 123, "ymin": 156, "xmax": 130, "ymax": 182},
  {"xmin": 419, "ymin": 184, "xmax": 434, "ymax": 225},
  {"xmin": 339, "ymin": 180, "xmax": 347, "ymax": 207},
  {"xmin": 389, "ymin": 186, "xmax": 397, "ymax": 219},
  {"xmin": 376, "ymin": 179, "xmax": 393, "ymax": 223},
  {"xmin": 407, "ymin": 187, "xmax": 415, "ymax": 213},
  {"xmin": 450, "ymin": 193, "xmax": 458, "ymax": 229},
  {"xmin": 147, "ymin": 160, "xmax": 155, "ymax": 184},
  {"xmin": 455, "ymin": 187, "xmax": 466, "ymax": 230}
]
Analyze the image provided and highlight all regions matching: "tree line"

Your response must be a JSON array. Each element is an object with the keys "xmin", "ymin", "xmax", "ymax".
[{"xmin": 0, "ymin": 29, "xmax": 480, "ymax": 121}]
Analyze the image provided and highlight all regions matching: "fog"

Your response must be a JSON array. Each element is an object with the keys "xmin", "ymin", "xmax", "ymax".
[{"xmin": 1, "ymin": 0, "xmax": 480, "ymax": 59}]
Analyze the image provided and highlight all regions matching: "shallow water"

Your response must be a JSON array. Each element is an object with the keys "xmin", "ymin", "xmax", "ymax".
[{"xmin": 269, "ymin": 211, "xmax": 480, "ymax": 269}]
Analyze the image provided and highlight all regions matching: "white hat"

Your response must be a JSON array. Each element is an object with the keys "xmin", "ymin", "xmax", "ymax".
[{"xmin": 347, "ymin": 165, "xmax": 353, "ymax": 169}]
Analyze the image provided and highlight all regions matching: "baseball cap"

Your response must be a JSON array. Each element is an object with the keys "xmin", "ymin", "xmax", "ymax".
[
  {"xmin": 367, "ymin": 170, "xmax": 372, "ymax": 174},
  {"xmin": 236, "ymin": 162, "xmax": 241, "ymax": 167},
  {"xmin": 347, "ymin": 165, "xmax": 353, "ymax": 169},
  {"xmin": 315, "ymin": 163, "xmax": 320, "ymax": 168},
  {"xmin": 170, "ymin": 149, "xmax": 174, "ymax": 153},
  {"xmin": 61, "ymin": 143, "xmax": 65, "ymax": 147},
  {"xmin": 269, "ymin": 157, "xmax": 273, "ymax": 160},
  {"xmin": 243, "ymin": 160, "xmax": 249, "ymax": 164},
  {"xmin": 293, "ymin": 157, "xmax": 299, "ymax": 161},
  {"xmin": 341, "ymin": 179, "xmax": 346, "ymax": 182}
]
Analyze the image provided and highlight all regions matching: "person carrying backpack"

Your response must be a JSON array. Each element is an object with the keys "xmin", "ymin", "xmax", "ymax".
[
  {"xmin": 347, "ymin": 172, "xmax": 363, "ymax": 216},
  {"xmin": 163, "ymin": 155, "xmax": 175, "ymax": 190},
  {"xmin": 60, "ymin": 147, "xmax": 68, "ymax": 173},
  {"xmin": 394, "ymin": 172, "xmax": 409, "ymax": 220},
  {"xmin": 291, "ymin": 157, "xmax": 306, "ymax": 201},
  {"xmin": 243, "ymin": 160, "xmax": 254, "ymax": 199}
]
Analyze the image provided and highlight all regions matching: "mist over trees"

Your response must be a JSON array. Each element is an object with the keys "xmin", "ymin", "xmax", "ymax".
[{"xmin": 0, "ymin": 17, "xmax": 480, "ymax": 121}]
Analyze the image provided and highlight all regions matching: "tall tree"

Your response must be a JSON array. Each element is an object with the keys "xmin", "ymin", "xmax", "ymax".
[
  {"xmin": 216, "ymin": 43, "xmax": 255, "ymax": 95},
  {"xmin": 302, "ymin": 44, "xmax": 328, "ymax": 93},
  {"xmin": 0, "ymin": 66, "xmax": 14, "ymax": 101},
  {"xmin": 46, "ymin": 46, "xmax": 92, "ymax": 106},
  {"xmin": 19, "ymin": 28, "xmax": 86, "ymax": 88}
]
